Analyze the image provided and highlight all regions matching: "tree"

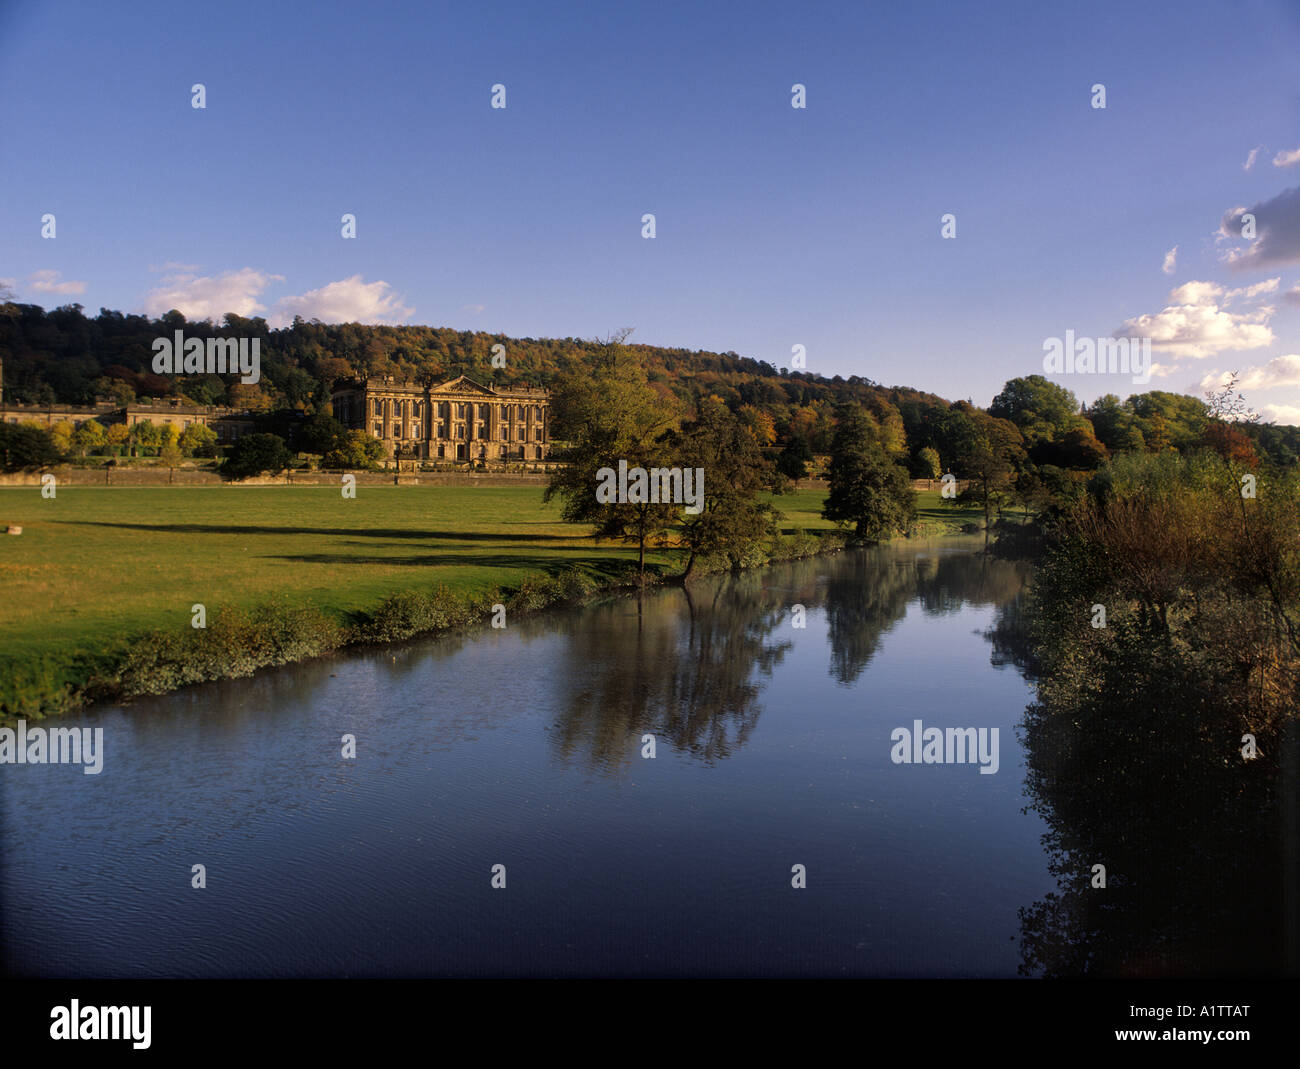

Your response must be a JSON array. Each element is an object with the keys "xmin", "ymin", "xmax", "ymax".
[
  {"xmin": 181, "ymin": 375, "xmax": 225, "ymax": 407},
  {"xmin": 96, "ymin": 378, "xmax": 136, "ymax": 407},
  {"xmin": 989, "ymin": 375, "xmax": 1087, "ymax": 450},
  {"xmin": 736, "ymin": 404, "xmax": 776, "ymax": 446},
  {"xmin": 1144, "ymin": 413, "xmax": 1172, "ymax": 453},
  {"xmin": 71, "ymin": 419, "xmax": 107, "ymax": 457},
  {"xmin": 675, "ymin": 397, "xmax": 781, "ymax": 578},
  {"xmin": 159, "ymin": 437, "xmax": 183, "ymax": 470},
  {"xmin": 128, "ymin": 421, "xmax": 161, "ymax": 457},
  {"xmin": 822, "ymin": 402, "xmax": 916, "ymax": 542},
  {"xmin": 0, "ymin": 424, "xmax": 62, "ymax": 471},
  {"xmin": 299, "ymin": 409, "xmax": 347, "ymax": 455},
  {"xmin": 323, "ymin": 429, "xmax": 385, "ymax": 470},
  {"xmin": 49, "ymin": 422, "xmax": 73, "ymax": 455},
  {"xmin": 228, "ymin": 382, "xmax": 275, "ymax": 413},
  {"xmin": 178, "ymin": 423, "xmax": 218, "ymax": 457},
  {"xmin": 776, "ymin": 436, "xmax": 813, "ymax": 480},
  {"xmin": 1035, "ymin": 426, "xmax": 1108, "ymax": 470},
  {"xmin": 544, "ymin": 330, "xmax": 683, "ymax": 581},
  {"xmin": 913, "ymin": 445, "xmax": 941, "ymax": 480},
  {"xmin": 950, "ymin": 409, "xmax": 1025, "ymax": 536},
  {"xmin": 222, "ymin": 432, "xmax": 293, "ymax": 480},
  {"xmin": 105, "ymin": 423, "xmax": 130, "ymax": 455},
  {"xmin": 275, "ymin": 366, "xmax": 319, "ymax": 411},
  {"xmin": 1128, "ymin": 390, "xmax": 1207, "ymax": 451},
  {"xmin": 864, "ymin": 396, "xmax": 908, "ymax": 458},
  {"xmin": 1083, "ymin": 394, "xmax": 1128, "ymax": 452}
]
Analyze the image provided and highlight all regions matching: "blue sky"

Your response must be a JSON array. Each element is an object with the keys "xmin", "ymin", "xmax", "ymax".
[{"xmin": 3, "ymin": 0, "xmax": 1300, "ymax": 418}]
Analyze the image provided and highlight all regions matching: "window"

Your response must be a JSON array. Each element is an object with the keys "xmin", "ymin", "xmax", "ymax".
[
  {"xmin": 414, "ymin": 402, "xmax": 422, "ymax": 418},
  {"xmin": 456, "ymin": 424, "xmax": 465, "ymax": 439},
  {"xmin": 456, "ymin": 404, "xmax": 466, "ymax": 419},
  {"xmin": 437, "ymin": 421, "xmax": 446, "ymax": 437},
  {"xmin": 373, "ymin": 399, "xmax": 383, "ymax": 416},
  {"xmin": 372, "ymin": 422, "xmax": 382, "ymax": 435},
  {"xmin": 393, "ymin": 423, "xmax": 402, "ymax": 438},
  {"xmin": 410, "ymin": 425, "xmax": 419, "ymax": 438}
]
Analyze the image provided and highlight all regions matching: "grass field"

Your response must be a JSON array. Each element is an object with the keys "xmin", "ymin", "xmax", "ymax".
[{"xmin": 0, "ymin": 483, "xmax": 985, "ymax": 710}]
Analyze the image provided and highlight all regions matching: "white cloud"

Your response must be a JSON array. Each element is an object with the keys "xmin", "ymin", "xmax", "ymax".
[
  {"xmin": 1146, "ymin": 361, "xmax": 1182, "ymax": 379},
  {"xmin": 1113, "ymin": 279, "xmax": 1275, "ymax": 359},
  {"xmin": 1198, "ymin": 354, "xmax": 1300, "ymax": 393},
  {"xmin": 1273, "ymin": 145, "xmax": 1300, "ymax": 168},
  {"xmin": 1161, "ymin": 245, "xmax": 1178, "ymax": 275},
  {"xmin": 1244, "ymin": 146, "xmax": 1263, "ymax": 171},
  {"xmin": 140, "ymin": 268, "xmax": 413, "ymax": 326},
  {"xmin": 1224, "ymin": 277, "xmax": 1280, "ymax": 301},
  {"xmin": 461, "ymin": 303, "xmax": 486, "ymax": 314},
  {"xmin": 1261, "ymin": 402, "xmax": 1300, "ymax": 424},
  {"xmin": 1284, "ymin": 284, "xmax": 1300, "ymax": 307},
  {"xmin": 27, "ymin": 269, "xmax": 87, "ymax": 296},
  {"xmin": 142, "ymin": 267, "xmax": 282, "ymax": 321},
  {"xmin": 1169, "ymin": 280, "xmax": 1222, "ymax": 305},
  {"xmin": 272, "ymin": 275, "xmax": 413, "ymax": 327}
]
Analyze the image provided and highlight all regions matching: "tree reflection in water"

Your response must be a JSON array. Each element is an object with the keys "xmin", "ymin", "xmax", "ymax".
[{"xmin": 993, "ymin": 585, "xmax": 1299, "ymax": 977}]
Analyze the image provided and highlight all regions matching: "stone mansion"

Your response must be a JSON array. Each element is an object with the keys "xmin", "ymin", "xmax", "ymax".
[{"xmin": 331, "ymin": 375, "xmax": 551, "ymax": 462}]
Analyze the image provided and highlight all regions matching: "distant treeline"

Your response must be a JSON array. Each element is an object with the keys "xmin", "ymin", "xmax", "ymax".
[{"xmin": 3, "ymin": 301, "xmax": 1299, "ymax": 478}]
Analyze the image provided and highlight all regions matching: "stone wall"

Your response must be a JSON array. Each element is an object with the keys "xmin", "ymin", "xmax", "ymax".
[{"xmin": 0, "ymin": 467, "xmax": 553, "ymax": 487}]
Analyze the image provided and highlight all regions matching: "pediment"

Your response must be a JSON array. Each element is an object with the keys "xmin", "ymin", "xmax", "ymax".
[{"xmin": 429, "ymin": 375, "xmax": 497, "ymax": 396}]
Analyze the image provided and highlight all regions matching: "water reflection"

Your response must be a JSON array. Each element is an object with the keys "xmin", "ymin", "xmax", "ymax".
[
  {"xmin": 545, "ymin": 541, "xmax": 1031, "ymax": 769},
  {"xmin": 1007, "ymin": 582, "xmax": 1299, "ymax": 977}
]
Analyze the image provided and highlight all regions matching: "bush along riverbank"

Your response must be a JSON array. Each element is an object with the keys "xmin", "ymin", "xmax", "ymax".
[{"xmin": 2, "ymin": 527, "xmax": 850, "ymax": 721}]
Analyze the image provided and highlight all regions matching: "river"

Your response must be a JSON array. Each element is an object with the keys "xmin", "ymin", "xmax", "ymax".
[{"xmin": 2, "ymin": 539, "xmax": 1055, "ymax": 977}]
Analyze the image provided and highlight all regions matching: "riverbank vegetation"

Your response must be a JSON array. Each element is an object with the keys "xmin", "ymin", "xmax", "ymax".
[{"xmin": 1000, "ymin": 381, "xmax": 1300, "ymax": 976}]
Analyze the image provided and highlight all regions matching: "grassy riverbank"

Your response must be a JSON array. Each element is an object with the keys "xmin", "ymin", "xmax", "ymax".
[{"xmin": 0, "ymin": 485, "xmax": 986, "ymax": 716}]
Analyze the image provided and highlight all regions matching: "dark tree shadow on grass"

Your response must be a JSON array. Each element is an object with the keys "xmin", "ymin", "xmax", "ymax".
[
  {"xmin": 70, "ymin": 521, "xmax": 581, "ymax": 543},
  {"xmin": 271, "ymin": 553, "xmax": 635, "ymax": 580}
]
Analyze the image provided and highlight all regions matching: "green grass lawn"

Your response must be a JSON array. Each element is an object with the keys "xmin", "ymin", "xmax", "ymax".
[
  {"xmin": 0, "ymin": 485, "xmax": 645, "ymax": 664},
  {"xmin": 0, "ymin": 483, "xmax": 988, "ymax": 705}
]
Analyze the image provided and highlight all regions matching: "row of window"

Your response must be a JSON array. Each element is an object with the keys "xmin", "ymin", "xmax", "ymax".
[
  {"xmin": 370, "ymin": 399, "xmax": 544, "ymax": 422},
  {"xmin": 372, "ymin": 422, "xmax": 543, "ymax": 442}
]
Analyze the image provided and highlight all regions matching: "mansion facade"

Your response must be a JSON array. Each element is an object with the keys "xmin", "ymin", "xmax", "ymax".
[{"xmin": 331, "ymin": 375, "xmax": 551, "ymax": 462}]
